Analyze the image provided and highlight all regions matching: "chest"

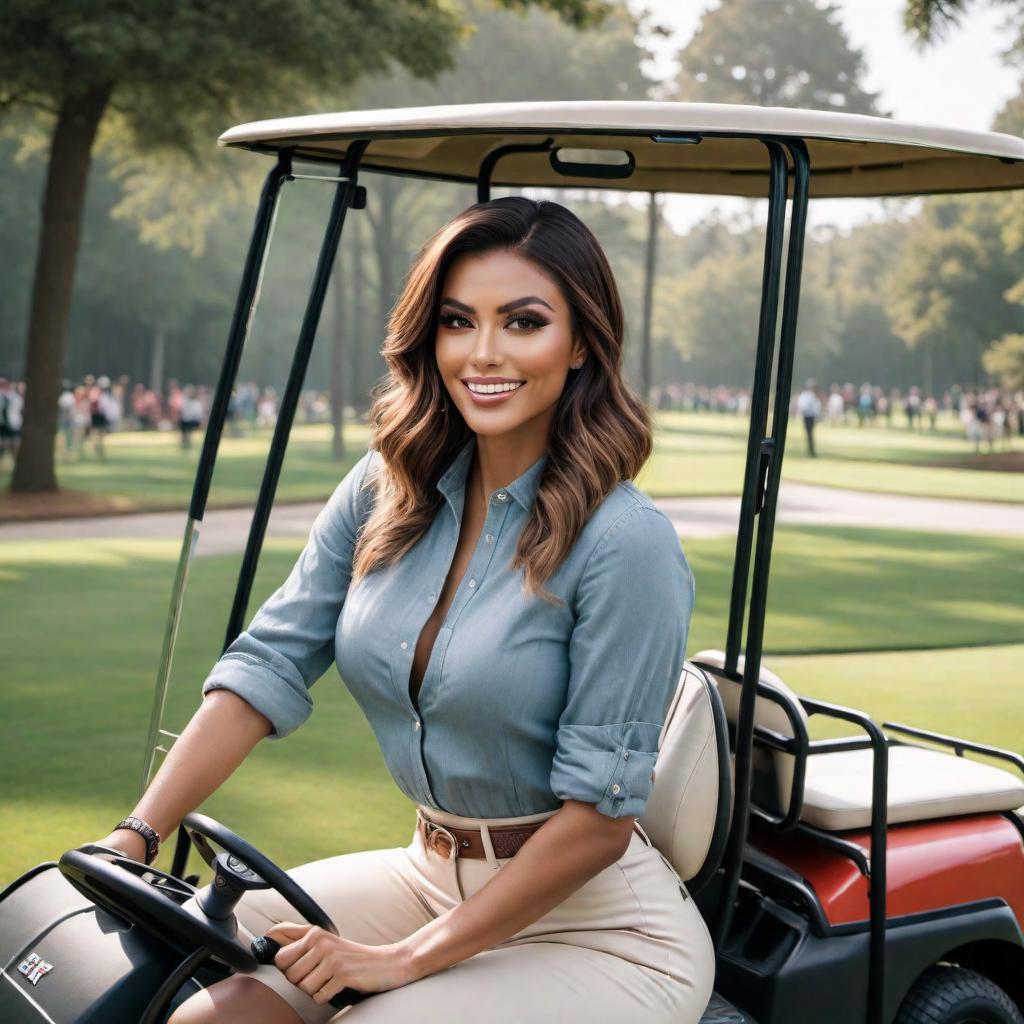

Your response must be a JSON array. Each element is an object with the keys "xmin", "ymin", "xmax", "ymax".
[{"xmin": 407, "ymin": 497, "xmax": 484, "ymax": 708}]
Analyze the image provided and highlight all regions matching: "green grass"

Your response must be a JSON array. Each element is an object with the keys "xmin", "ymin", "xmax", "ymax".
[
  {"xmin": 770, "ymin": 646, "xmax": 1024, "ymax": 759},
  {"xmin": 1, "ymin": 525, "xmax": 1021, "ymax": 885},
  {"xmin": 643, "ymin": 411, "xmax": 1024, "ymax": 503},
  {"xmin": 2, "ymin": 411, "xmax": 1021, "ymax": 518}
]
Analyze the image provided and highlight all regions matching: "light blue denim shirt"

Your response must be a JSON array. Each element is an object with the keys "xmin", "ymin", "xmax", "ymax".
[{"xmin": 202, "ymin": 435, "xmax": 696, "ymax": 820}]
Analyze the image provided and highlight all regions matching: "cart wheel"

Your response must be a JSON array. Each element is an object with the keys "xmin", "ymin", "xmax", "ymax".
[{"xmin": 894, "ymin": 964, "xmax": 1024, "ymax": 1024}]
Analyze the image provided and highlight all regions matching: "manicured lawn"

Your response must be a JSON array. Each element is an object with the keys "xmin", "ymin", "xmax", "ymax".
[
  {"xmin": 2, "ymin": 410, "xmax": 1021, "ymax": 519},
  {"xmin": 643, "ymin": 411, "xmax": 1024, "ymax": 503},
  {"xmin": 1, "ymin": 526, "xmax": 1021, "ymax": 885}
]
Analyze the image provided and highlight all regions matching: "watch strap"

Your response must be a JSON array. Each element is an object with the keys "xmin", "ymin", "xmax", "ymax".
[{"xmin": 115, "ymin": 815, "xmax": 161, "ymax": 865}]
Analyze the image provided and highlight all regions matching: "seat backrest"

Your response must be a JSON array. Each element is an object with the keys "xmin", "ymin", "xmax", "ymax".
[
  {"xmin": 690, "ymin": 648, "xmax": 808, "ymax": 816},
  {"xmin": 640, "ymin": 662, "xmax": 731, "ymax": 891}
]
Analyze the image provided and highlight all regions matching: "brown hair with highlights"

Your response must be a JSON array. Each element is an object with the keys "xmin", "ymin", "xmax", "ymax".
[{"xmin": 351, "ymin": 195, "xmax": 652, "ymax": 605}]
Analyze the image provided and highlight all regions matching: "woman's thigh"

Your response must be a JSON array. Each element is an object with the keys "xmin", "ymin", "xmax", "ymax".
[{"xmin": 345, "ymin": 831, "xmax": 716, "ymax": 1024}]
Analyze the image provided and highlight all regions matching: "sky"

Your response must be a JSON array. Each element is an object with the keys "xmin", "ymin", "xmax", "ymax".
[{"xmin": 621, "ymin": 0, "xmax": 1022, "ymax": 234}]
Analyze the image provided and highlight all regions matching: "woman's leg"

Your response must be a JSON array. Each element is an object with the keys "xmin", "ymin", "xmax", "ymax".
[{"xmin": 342, "ymin": 811, "xmax": 715, "ymax": 1024}]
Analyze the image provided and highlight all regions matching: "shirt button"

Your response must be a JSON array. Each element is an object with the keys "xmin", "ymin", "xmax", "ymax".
[
  {"xmin": 468, "ymin": 578, "xmax": 476, "ymax": 588},
  {"xmin": 485, "ymin": 534, "xmax": 493, "ymax": 544},
  {"xmin": 623, "ymin": 751, "xmax": 630, "ymax": 760},
  {"xmin": 400, "ymin": 641, "xmax": 408, "ymax": 650},
  {"xmin": 496, "ymin": 491, "xmax": 508, "ymax": 501},
  {"xmin": 414, "ymin": 719, "xmax": 421, "ymax": 730},
  {"xmin": 611, "ymin": 783, "xmax": 621, "ymax": 795}
]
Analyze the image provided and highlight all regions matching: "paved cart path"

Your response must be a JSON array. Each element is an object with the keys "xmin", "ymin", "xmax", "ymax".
[{"xmin": 0, "ymin": 482, "xmax": 1020, "ymax": 554}]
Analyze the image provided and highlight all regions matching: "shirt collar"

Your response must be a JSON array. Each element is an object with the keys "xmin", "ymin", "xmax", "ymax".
[{"xmin": 437, "ymin": 435, "xmax": 547, "ymax": 514}]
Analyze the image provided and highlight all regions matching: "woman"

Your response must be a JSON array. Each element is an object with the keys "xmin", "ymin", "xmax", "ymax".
[{"xmin": 97, "ymin": 197, "xmax": 714, "ymax": 1023}]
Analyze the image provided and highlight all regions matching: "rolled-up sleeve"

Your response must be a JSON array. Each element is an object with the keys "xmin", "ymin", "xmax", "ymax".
[
  {"xmin": 201, "ymin": 448, "xmax": 377, "ymax": 739},
  {"xmin": 549, "ymin": 502, "xmax": 695, "ymax": 818}
]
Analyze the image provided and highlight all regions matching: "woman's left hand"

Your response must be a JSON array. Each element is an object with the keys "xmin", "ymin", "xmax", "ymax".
[{"xmin": 264, "ymin": 922, "xmax": 417, "ymax": 1005}]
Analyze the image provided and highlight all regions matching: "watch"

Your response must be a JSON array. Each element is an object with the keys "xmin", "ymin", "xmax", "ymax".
[{"xmin": 115, "ymin": 815, "xmax": 161, "ymax": 865}]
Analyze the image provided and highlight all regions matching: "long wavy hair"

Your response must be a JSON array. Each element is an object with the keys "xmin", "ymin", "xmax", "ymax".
[{"xmin": 350, "ymin": 195, "xmax": 652, "ymax": 605}]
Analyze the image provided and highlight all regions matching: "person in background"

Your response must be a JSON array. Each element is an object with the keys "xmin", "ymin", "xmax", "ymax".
[
  {"xmin": 826, "ymin": 383, "xmax": 844, "ymax": 425},
  {"xmin": 0, "ymin": 376, "xmax": 24, "ymax": 466},
  {"xmin": 179, "ymin": 385, "xmax": 204, "ymax": 450},
  {"xmin": 796, "ymin": 378, "xmax": 822, "ymax": 458},
  {"xmin": 57, "ymin": 380, "xmax": 76, "ymax": 457}
]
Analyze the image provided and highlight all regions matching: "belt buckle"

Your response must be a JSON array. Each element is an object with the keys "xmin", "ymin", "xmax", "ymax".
[{"xmin": 424, "ymin": 820, "xmax": 457, "ymax": 860}]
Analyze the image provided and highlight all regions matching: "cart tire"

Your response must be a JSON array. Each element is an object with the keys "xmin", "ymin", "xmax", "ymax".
[{"xmin": 894, "ymin": 964, "xmax": 1024, "ymax": 1024}]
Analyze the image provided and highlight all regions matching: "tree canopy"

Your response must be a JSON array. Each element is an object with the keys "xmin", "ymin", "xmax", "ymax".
[{"xmin": 670, "ymin": 0, "xmax": 886, "ymax": 114}]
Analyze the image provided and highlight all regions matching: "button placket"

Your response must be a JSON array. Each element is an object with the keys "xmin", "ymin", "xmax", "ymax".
[{"xmin": 403, "ymin": 496, "xmax": 511, "ymax": 810}]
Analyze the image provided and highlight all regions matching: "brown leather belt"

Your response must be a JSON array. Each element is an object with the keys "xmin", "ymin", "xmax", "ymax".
[
  {"xmin": 418, "ymin": 815, "xmax": 547, "ymax": 860},
  {"xmin": 417, "ymin": 813, "xmax": 649, "ymax": 861}
]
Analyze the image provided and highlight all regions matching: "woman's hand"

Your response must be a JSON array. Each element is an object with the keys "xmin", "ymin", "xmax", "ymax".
[{"xmin": 265, "ymin": 922, "xmax": 417, "ymax": 1005}]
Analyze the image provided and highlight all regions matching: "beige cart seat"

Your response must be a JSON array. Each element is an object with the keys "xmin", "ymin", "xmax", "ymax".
[
  {"xmin": 692, "ymin": 649, "xmax": 1024, "ymax": 832},
  {"xmin": 640, "ymin": 662, "xmax": 731, "ymax": 888}
]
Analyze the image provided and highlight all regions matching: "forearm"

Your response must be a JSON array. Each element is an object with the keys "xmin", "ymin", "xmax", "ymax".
[
  {"xmin": 125, "ymin": 689, "xmax": 272, "ymax": 842},
  {"xmin": 400, "ymin": 800, "xmax": 633, "ymax": 981}
]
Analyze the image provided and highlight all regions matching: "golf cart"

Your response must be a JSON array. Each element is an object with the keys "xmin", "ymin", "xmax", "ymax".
[{"xmin": 2, "ymin": 100, "xmax": 1024, "ymax": 1024}]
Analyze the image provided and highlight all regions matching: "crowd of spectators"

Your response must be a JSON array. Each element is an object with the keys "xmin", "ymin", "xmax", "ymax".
[
  {"xmin": 1, "ymin": 373, "xmax": 1021, "ymax": 470},
  {"xmin": 650, "ymin": 380, "xmax": 1024, "ymax": 455},
  {"xmin": 0, "ymin": 374, "xmax": 338, "ymax": 465}
]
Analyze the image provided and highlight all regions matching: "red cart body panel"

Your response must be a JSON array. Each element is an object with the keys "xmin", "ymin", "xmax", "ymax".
[{"xmin": 751, "ymin": 814, "xmax": 1024, "ymax": 927}]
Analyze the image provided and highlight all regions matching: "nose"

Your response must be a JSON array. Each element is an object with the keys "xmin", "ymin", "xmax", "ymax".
[{"xmin": 470, "ymin": 321, "xmax": 502, "ymax": 368}]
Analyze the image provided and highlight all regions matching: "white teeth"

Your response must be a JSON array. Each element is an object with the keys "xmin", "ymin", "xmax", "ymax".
[{"xmin": 466, "ymin": 381, "xmax": 524, "ymax": 394}]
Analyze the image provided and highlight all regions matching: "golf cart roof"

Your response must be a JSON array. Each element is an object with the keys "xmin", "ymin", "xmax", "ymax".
[{"xmin": 218, "ymin": 100, "xmax": 1024, "ymax": 199}]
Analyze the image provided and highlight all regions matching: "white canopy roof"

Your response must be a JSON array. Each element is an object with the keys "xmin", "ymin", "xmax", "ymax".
[{"xmin": 219, "ymin": 100, "xmax": 1024, "ymax": 199}]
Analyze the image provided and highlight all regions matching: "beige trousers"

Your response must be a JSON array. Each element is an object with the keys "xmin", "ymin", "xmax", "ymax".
[{"xmin": 233, "ymin": 803, "xmax": 716, "ymax": 1023}]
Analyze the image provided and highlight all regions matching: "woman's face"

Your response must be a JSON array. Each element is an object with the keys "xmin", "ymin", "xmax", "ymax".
[{"xmin": 435, "ymin": 249, "xmax": 586, "ymax": 441}]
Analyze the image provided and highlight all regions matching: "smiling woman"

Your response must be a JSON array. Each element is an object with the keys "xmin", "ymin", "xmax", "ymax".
[{"xmin": 152, "ymin": 196, "xmax": 712, "ymax": 1023}]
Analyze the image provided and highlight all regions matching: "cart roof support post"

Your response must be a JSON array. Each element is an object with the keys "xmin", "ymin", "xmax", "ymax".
[
  {"xmin": 141, "ymin": 151, "xmax": 291, "ymax": 796},
  {"xmin": 224, "ymin": 140, "xmax": 370, "ymax": 651}
]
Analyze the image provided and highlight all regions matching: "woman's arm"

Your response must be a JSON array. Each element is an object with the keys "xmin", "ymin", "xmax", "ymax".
[
  {"xmin": 94, "ymin": 690, "xmax": 271, "ymax": 856},
  {"xmin": 401, "ymin": 799, "xmax": 635, "ymax": 978}
]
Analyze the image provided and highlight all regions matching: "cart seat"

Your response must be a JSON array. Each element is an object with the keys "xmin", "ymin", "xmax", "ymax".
[
  {"xmin": 640, "ymin": 662, "xmax": 731, "ymax": 889},
  {"xmin": 692, "ymin": 650, "xmax": 1024, "ymax": 832}
]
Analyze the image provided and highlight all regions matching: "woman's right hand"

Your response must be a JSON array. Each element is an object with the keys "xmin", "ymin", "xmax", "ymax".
[{"xmin": 91, "ymin": 827, "xmax": 149, "ymax": 863}]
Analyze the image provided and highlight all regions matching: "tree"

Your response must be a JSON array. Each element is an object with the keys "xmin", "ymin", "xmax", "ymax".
[
  {"xmin": 903, "ymin": 0, "xmax": 1024, "ymax": 47},
  {"xmin": 670, "ymin": 0, "xmax": 886, "ymax": 114},
  {"xmin": 884, "ymin": 195, "xmax": 1022, "ymax": 386},
  {"xmin": 0, "ymin": 0, "xmax": 610, "ymax": 494},
  {"xmin": 983, "ymin": 333, "xmax": 1024, "ymax": 388}
]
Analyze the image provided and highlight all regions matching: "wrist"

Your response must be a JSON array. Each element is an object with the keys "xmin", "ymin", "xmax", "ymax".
[
  {"xmin": 114, "ymin": 815, "xmax": 161, "ymax": 865},
  {"xmin": 397, "ymin": 916, "xmax": 450, "ymax": 983}
]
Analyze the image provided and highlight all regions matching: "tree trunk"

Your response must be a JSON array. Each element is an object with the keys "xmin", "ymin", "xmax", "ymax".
[
  {"xmin": 640, "ymin": 191, "xmax": 660, "ymax": 406},
  {"xmin": 11, "ymin": 83, "xmax": 112, "ymax": 492},
  {"xmin": 330, "ymin": 242, "xmax": 347, "ymax": 460}
]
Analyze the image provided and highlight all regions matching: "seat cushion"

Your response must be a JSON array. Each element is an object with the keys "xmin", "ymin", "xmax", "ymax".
[
  {"xmin": 800, "ymin": 744, "xmax": 1024, "ymax": 831},
  {"xmin": 642, "ymin": 665, "xmax": 723, "ymax": 882}
]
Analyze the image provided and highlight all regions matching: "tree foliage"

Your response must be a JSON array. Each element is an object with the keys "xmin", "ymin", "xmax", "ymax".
[{"xmin": 670, "ymin": 0, "xmax": 886, "ymax": 114}]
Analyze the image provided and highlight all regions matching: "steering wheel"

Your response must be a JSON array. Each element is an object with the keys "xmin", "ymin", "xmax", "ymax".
[{"xmin": 58, "ymin": 812, "xmax": 345, "ymax": 977}]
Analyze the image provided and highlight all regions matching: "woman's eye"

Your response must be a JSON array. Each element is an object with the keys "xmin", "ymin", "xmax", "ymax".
[
  {"xmin": 508, "ymin": 314, "xmax": 548, "ymax": 331},
  {"xmin": 438, "ymin": 311, "xmax": 548, "ymax": 330}
]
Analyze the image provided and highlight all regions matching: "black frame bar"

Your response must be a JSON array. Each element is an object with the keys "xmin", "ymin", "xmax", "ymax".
[
  {"xmin": 223, "ymin": 140, "xmax": 370, "ymax": 649},
  {"xmin": 141, "ymin": 151, "xmax": 292, "ymax": 794}
]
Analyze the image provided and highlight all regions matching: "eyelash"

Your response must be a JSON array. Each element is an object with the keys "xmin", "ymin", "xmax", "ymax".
[{"xmin": 439, "ymin": 311, "xmax": 549, "ymax": 331}]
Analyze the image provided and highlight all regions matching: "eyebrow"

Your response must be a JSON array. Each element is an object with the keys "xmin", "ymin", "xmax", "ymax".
[{"xmin": 439, "ymin": 295, "xmax": 554, "ymax": 314}]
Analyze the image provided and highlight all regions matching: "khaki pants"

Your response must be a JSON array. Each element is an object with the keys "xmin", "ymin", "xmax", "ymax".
[{"xmin": 233, "ymin": 804, "xmax": 716, "ymax": 1023}]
